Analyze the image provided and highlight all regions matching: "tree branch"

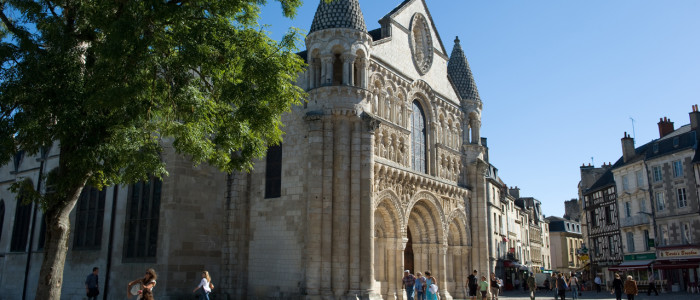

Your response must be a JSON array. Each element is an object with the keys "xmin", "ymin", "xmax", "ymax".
[
  {"xmin": 43, "ymin": 0, "xmax": 59, "ymax": 18},
  {"xmin": 0, "ymin": 4, "xmax": 34, "ymax": 47}
]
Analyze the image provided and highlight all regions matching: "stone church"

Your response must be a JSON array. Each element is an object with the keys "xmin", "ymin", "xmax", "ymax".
[
  {"xmin": 0, "ymin": 1, "xmax": 495, "ymax": 299},
  {"xmin": 224, "ymin": 0, "xmax": 493, "ymax": 299}
]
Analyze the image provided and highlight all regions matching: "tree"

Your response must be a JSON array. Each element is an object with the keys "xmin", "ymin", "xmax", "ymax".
[{"xmin": 0, "ymin": 0, "xmax": 306, "ymax": 298}]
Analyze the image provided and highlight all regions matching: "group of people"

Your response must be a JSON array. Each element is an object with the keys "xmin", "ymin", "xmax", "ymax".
[
  {"xmin": 546, "ymin": 272, "xmax": 580, "ymax": 300},
  {"xmin": 465, "ymin": 270, "xmax": 505, "ymax": 300},
  {"xmin": 84, "ymin": 267, "xmax": 213, "ymax": 300},
  {"xmin": 401, "ymin": 270, "xmax": 440, "ymax": 300}
]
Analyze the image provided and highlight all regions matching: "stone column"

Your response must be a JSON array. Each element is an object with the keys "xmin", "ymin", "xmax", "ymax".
[
  {"xmin": 360, "ymin": 113, "xmax": 379, "ymax": 299},
  {"xmin": 332, "ymin": 115, "xmax": 351, "ymax": 297},
  {"xmin": 388, "ymin": 239, "xmax": 398, "ymax": 299},
  {"xmin": 349, "ymin": 119, "xmax": 361, "ymax": 292},
  {"xmin": 308, "ymin": 58, "xmax": 318, "ymax": 90},
  {"xmin": 439, "ymin": 245, "xmax": 453, "ymax": 300},
  {"xmin": 321, "ymin": 55, "xmax": 334, "ymax": 86},
  {"xmin": 471, "ymin": 119, "xmax": 481, "ymax": 145},
  {"xmin": 304, "ymin": 114, "xmax": 324, "ymax": 299},
  {"xmin": 342, "ymin": 54, "xmax": 356, "ymax": 86},
  {"xmin": 357, "ymin": 58, "xmax": 368, "ymax": 89},
  {"xmin": 321, "ymin": 117, "xmax": 334, "ymax": 296}
]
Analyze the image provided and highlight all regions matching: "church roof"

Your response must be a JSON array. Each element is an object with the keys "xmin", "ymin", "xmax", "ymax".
[
  {"xmin": 447, "ymin": 36, "xmax": 481, "ymax": 102},
  {"xmin": 309, "ymin": 0, "xmax": 367, "ymax": 34}
]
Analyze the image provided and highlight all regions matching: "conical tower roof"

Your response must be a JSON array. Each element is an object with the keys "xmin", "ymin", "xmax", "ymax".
[
  {"xmin": 448, "ymin": 36, "xmax": 481, "ymax": 102},
  {"xmin": 309, "ymin": 0, "xmax": 367, "ymax": 34}
]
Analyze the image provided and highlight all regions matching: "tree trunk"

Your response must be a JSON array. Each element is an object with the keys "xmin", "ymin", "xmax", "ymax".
[{"xmin": 34, "ymin": 179, "xmax": 87, "ymax": 300}]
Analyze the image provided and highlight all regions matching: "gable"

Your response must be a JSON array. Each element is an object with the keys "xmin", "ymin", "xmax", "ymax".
[{"xmin": 370, "ymin": 0, "xmax": 460, "ymax": 104}]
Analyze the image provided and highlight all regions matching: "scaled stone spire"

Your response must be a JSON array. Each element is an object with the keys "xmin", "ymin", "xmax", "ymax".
[
  {"xmin": 448, "ymin": 36, "xmax": 481, "ymax": 102},
  {"xmin": 309, "ymin": 0, "xmax": 367, "ymax": 34}
]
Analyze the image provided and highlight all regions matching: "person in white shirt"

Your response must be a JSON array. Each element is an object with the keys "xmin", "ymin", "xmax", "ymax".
[{"xmin": 193, "ymin": 270, "xmax": 213, "ymax": 300}]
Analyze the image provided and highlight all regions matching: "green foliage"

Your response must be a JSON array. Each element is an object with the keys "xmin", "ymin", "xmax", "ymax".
[{"xmin": 0, "ymin": 0, "xmax": 307, "ymax": 204}]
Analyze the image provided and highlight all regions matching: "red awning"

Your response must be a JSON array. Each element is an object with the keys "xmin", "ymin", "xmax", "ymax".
[{"xmin": 608, "ymin": 260, "xmax": 654, "ymax": 271}]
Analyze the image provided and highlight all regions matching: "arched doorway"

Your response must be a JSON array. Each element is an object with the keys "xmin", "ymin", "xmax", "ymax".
[{"xmin": 405, "ymin": 227, "xmax": 414, "ymax": 274}]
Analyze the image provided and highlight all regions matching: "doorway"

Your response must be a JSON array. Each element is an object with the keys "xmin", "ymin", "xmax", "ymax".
[{"xmin": 405, "ymin": 227, "xmax": 414, "ymax": 274}]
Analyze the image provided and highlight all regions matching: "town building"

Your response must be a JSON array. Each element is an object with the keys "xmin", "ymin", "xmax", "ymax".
[
  {"xmin": 580, "ymin": 163, "xmax": 623, "ymax": 286},
  {"xmin": 546, "ymin": 216, "xmax": 584, "ymax": 275},
  {"xmin": 580, "ymin": 105, "xmax": 700, "ymax": 293}
]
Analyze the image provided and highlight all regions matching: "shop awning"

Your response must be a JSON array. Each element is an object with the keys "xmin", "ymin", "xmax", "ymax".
[
  {"xmin": 653, "ymin": 259, "xmax": 700, "ymax": 270},
  {"xmin": 608, "ymin": 260, "xmax": 654, "ymax": 271}
]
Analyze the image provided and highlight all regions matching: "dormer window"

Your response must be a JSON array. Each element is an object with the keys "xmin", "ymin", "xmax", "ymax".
[
  {"xmin": 653, "ymin": 143, "xmax": 659, "ymax": 153},
  {"xmin": 673, "ymin": 137, "xmax": 679, "ymax": 148}
]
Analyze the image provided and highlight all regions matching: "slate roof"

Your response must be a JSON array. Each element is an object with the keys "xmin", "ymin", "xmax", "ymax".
[
  {"xmin": 447, "ymin": 37, "xmax": 481, "ymax": 102},
  {"xmin": 309, "ymin": 0, "xmax": 367, "ymax": 34},
  {"xmin": 368, "ymin": 28, "xmax": 382, "ymax": 41}
]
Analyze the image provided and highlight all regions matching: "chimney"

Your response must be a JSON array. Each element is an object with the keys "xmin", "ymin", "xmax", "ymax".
[
  {"xmin": 658, "ymin": 117, "xmax": 674, "ymax": 138},
  {"xmin": 690, "ymin": 104, "xmax": 700, "ymax": 131},
  {"xmin": 509, "ymin": 186, "xmax": 521, "ymax": 198},
  {"xmin": 622, "ymin": 132, "xmax": 635, "ymax": 163}
]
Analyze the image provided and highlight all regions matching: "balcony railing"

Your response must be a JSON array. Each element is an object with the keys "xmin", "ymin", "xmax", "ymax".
[{"xmin": 620, "ymin": 214, "xmax": 651, "ymax": 227}]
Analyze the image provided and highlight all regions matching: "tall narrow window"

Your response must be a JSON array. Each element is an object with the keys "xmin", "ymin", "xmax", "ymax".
[
  {"xmin": 605, "ymin": 206, "xmax": 612, "ymax": 224},
  {"xmin": 682, "ymin": 223, "xmax": 691, "ymax": 244},
  {"xmin": 643, "ymin": 230, "xmax": 650, "ymax": 251},
  {"xmin": 411, "ymin": 101, "xmax": 426, "ymax": 173},
  {"xmin": 652, "ymin": 166, "xmax": 662, "ymax": 182},
  {"xmin": 626, "ymin": 232, "xmax": 635, "ymax": 252},
  {"xmin": 0, "ymin": 200, "xmax": 5, "ymax": 242},
  {"xmin": 636, "ymin": 170, "xmax": 644, "ymax": 187},
  {"xmin": 11, "ymin": 196, "xmax": 32, "ymax": 252},
  {"xmin": 264, "ymin": 144, "xmax": 282, "ymax": 199},
  {"xmin": 74, "ymin": 186, "xmax": 106, "ymax": 249},
  {"xmin": 124, "ymin": 177, "xmax": 162, "ymax": 260},
  {"xmin": 660, "ymin": 225, "xmax": 669, "ymax": 246},
  {"xmin": 624, "ymin": 202, "xmax": 631, "ymax": 218},
  {"xmin": 639, "ymin": 198, "xmax": 647, "ymax": 213},
  {"xmin": 673, "ymin": 161, "xmax": 683, "ymax": 177},
  {"xmin": 656, "ymin": 192, "xmax": 665, "ymax": 211},
  {"xmin": 622, "ymin": 175, "xmax": 629, "ymax": 191},
  {"xmin": 677, "ymin": 188, "xmax": 688, "ymax": 208}
]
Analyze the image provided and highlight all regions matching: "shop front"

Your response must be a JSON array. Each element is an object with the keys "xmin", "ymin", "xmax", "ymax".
[
  {"xmin": 503, "ymin": 258, "xmax": 529, "ymax": 290},
  {"xmin": 655, "ymin": 246, "xmax": 700, "ymax": 293}
]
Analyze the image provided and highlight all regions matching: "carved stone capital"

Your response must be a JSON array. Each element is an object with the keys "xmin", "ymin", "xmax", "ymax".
[{"xmin": 362, "ymin": 112, "xmax": 381, "ymax": 133}]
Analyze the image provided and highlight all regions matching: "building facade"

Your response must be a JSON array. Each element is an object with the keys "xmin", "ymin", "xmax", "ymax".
[
  {"xmin": 0, "ymin": 1, "xmax": 557, "ymax": 299},
  {"xmin": 581, "ymin": 105, "xmax": 700, "ymax": 292},
  {"xmin": 580, "ymin": 164, "xmax": 623, "ymax": 286},
  {"xmin": 225, "ymin": 1, "xmax": 490, "ymax": 299},
  {"xmin": 546, "ymin": 216, "xmax": 584, "ymax": 274}
]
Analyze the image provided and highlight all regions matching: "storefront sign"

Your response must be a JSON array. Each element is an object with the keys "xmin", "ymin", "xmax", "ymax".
[
  {"xmin": 624, "ymin": 253, "xmax": 656, "ymax": 260},
  {"xmin": 658, "ymin": 247, "xmax": 700, "ymax": 258}
]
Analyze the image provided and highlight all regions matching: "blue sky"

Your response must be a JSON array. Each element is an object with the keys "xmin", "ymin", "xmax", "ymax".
[{"xmin": 260, "ymin": 0, "xmax": 700, "ymax": 218}]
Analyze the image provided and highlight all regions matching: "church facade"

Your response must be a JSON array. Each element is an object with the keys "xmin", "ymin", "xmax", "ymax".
[{"xmin": 223, "ymin": 1, "xmax": 493, "ymax": 299}]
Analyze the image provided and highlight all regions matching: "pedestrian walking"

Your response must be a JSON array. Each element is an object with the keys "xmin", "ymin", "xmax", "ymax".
[
  {"xmin": 425, "ymin": 271, "xmax": 438, "ymax": 300},
  {"xmin": 624, "ymin": 275, "xmax": 638, "ymax": 300},
  {"xmin": 128, "ymin": 268, "xmax": 157, "ymax": 299},
  {"xmin": 568, "ymin": 273, "xmax": 579, "ymax": 300},
  {"xmin": 403, "ymin": 270, "xmax": 416, "ymax": 300},
  {"xmin": 193, "ymin": 270, "xmax": 213, "ymax": 300},
  {"xmin": 551, "ymin": 273, "xmax": 559, "ymax": 300},
  {"xmin": 479, "ymin": 275, "xmax": 489, "ymax": 300},
  {"xmin": 527, "ymin": 272, "xmax": 537, "ymax": 300},
  {"xmin": 594, "ymin": 275, "xmax": 602, "ymax": 293},
  {"xmin": 611, "ymin": 273, "xmax": 623, "ymax": 300},
  {"xmin": 85, "ymin": 267, "xmax": 99, "ymax": 300},
  {"xmin": 490, "ymin": 273, "xmax": 500, "ymax": 300},
  {"xmin": 415, "ymin": 272, "xmax": 426, "ymax": 300},
  {"xmin": 647, "ymin": 272, "xmax": 659, "ymax": 296},
  {"xmin": 468, "ymin": 270, "xmax": 478, "ymax": 300},
  {"xmin": 556, "ymin": 273, "xmax": 567, "ymax": 300}
]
